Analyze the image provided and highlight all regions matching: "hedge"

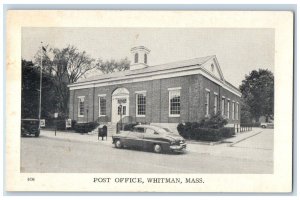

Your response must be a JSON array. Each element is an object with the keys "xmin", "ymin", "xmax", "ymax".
[
  {"xmin": 45, "ymin": 119, "xmax": 77, "ymax": 130},
  {"xmin": 74, "ymin": 121, "xmax": 99, "ymax": 133},
  {"xmin": 177, "ymin": 123, "xmax": 235, "ymax": 141}
]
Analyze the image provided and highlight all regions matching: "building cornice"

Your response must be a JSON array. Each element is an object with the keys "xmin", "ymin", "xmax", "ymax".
[{"xmin": 69, "ymin": 58, "xmax": 241, "ymax": 97}]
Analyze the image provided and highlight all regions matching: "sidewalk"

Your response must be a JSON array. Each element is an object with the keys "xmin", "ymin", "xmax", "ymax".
[
  {"xmin": 41, "ymin": 129, "xmax": 113, "ymax": 146},
  {"xmin": 40, "ymin": 128, "xmax": 263, "ymax": 155}
]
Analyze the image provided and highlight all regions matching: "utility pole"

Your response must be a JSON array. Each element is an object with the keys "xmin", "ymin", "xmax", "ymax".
[{"xmin": 38, "ymin": 42, "xmax": 43, "ymax": 129}]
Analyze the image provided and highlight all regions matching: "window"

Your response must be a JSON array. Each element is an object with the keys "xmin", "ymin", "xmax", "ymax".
[
  {"xmin": 211, "ymin": 63, "xmax": 215, "ymax": 72},
  {"xmin": 232, "ymin": 101, "xmax": 235, "ymax": 120},
  {"xmin": 205, "ymin": 89, "xmax": 210, "ymax": 116},
  {"xmin": 118, "ymin": 105, "xmax": 126, "ymax": 115},
  {"xmin": 227, "ymin": 99, "xmax": 230, "ymax": 118},
  {"xmin": 136, "ymin": 93, "xmax": 146, "ymax": 117},
  {"xmin": 134, "ymin": 53, "xmax": 138, "ymax": 63},
  {"xmin": 236, "ymin": 103, "xmax": 239, "ymax": 120},
  {"xmin": 98, "ymin": 96, "xmax": 106, "ymax": 116},
  {"xmin": 134, "ymin": 127, "xmax": 145, "ymax": 133},
  {"xmin": 145, "ymin": 128, "xmax": 155, "ymax": 135},
  {"xmin": 144, "ymin": 54, "xmax": 147, "ymax": 64},
  {"xmin": 214, "ymin": 93, "xmax": 218, "ymax": 114},
  {"xmin": 169, "ymin": 88, "xmax": 181, "ymax": 117},
  {"xmin": 221, "ymin": 97, "xmax": 225, "ymax": 116},
  {"xmin": 78, "ymin": 96, "xmax": 85, "ymax": 117}
]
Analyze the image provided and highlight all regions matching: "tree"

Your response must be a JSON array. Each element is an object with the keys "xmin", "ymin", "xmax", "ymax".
[
  {"xmin": 239, "ymin": 69, "xmax": 274, "ymax": 122},
  {"xmin": 34, "ymin": 45, "xmax": 96, "ymax": 118},
  {"xmin": 96, "ymin": 58, "xmax": 130, "ymax": 74},
  {"xmin": 21, "ymin": 59, "xmax": 58, "ymax": 119},
  {"xmin": 240, "ymin": 100, "xmax": 252, "ymax": 124}
]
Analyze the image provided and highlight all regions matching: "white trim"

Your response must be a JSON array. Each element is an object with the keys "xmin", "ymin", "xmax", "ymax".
[
  {"xmin": 168, "ymin": 89, "xmax": 181, "ymax": 117},
  {"xmin": 205, "ymin": 90, "xmax": 210, "ymax": 116},
  {"xmin": 68, "ymin": 58, "xmax": 241, "ymax": 97},
  {"xmin": 227, "ymin": 100, "xmax": 230, "ymax": 119},
  {"xmin": 236, "ymin": 103, "xmax": 239, "ymax": 120},
  {"xmin": 135, "ymin": 90, "xmax": 147, "ymax": 94},
  {"xmin": 78, "ymin": 97, "xmax": 85, "ymax": 117},
  {"xmin": 232, "ymin": 101, "xmax": 235, "ymax": 120},
  {"xmin": 168, "ymin": 87, "xmax": 182, "ymax": 91},
  {"xmin": 98, "ymin": 96, "xmax": 106, "ymax": 117},
  {"xmin": 136, "ymin": 93, "xmax": 146, "ymax": 117},
  {"xmin": 214, "ymin": 94, "xmax": 218, "ymax": 114},
  {"xmin": 222, "ymin": 96, "xmax": 225, "ymax": 99},
  {"xmin": 169, "ymin": 114, "xmax": 180, "ymax": 118}
]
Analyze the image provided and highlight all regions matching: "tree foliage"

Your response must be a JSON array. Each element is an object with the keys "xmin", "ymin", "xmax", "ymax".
[
  {"xmin": 25, "ymin": 44, "xmax": 130, "ymax": 119},
  {"xmin": 96, "ymin": 58, "xmax": 130, "ymax": 74},
  {"xmin": 239, "ymin": 69, "xmax": 274, "ymax": 122},
  {"xmin": 21, "ymin": 59, "xmax": 58, "ymax": 119},
  {"xmin": 34, "ymin": 45, "xmax": 96, "ymax": 118}
]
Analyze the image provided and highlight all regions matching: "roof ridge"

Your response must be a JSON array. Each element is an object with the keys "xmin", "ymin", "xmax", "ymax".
[
  {"xmin": 75, "ymin": 55, "xmax": 216, "ymax": 84},
  {"xmin": 151, "ymin": 55, "xmax": 215, "ymax": 68}
]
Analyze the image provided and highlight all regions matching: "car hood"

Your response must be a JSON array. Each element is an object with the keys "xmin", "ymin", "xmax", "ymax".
[{"xmin": 164, "ymin": 133, "xmax": 184, "ymax": 141}]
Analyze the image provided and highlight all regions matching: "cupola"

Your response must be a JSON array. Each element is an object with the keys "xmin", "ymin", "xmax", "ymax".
[{"xmin": 130, "ymin": 46, "xmax": 150, "ymax": 70}]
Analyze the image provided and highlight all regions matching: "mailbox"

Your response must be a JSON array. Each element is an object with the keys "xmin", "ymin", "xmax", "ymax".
[{"xmin": 98, "ymin": 125, "xmax": 107, "ymax": 141}]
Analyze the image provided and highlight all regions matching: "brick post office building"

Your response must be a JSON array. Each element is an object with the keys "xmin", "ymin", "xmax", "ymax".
[{"xmin": 68, "ymin": 46, "xmax": 241, "ymax": 134}]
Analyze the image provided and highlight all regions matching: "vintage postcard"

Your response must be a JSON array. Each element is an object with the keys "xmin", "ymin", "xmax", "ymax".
[{"xmin": 6, "ymin": 10, "xmax": 293, "ymax": 192}]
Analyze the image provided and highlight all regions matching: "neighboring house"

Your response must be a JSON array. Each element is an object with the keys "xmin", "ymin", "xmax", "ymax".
[{"xmin": 68, "ymin": 46, "xmax": 241, "ymax": 134}]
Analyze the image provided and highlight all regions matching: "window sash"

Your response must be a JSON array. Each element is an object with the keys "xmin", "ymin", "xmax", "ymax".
[
  {"xmin": 236, "ymin": 103, "xmax": 239, "ymax": 120},
  {"xmin": 227, "ymin": 101, "xmax": 230, "ymax": 118},
  {"xmin": 99, "ymin": 97, "xmax": 106, "ymax": 116},
  {"xmin": 78, "ymin": 97, "xmax": 85, "ymax": 117},
  {"xmin": 232, "ymin": 102, "xmax": 235, "ymax": 120},
  {"xmin": 221, "ymin": 98, "xmax": 225, "ymax": 116},
  {"xmin": 214, "ymin": 95, "xmax": 218, "ymax": 114},
  {"xmin": 205, "ymin": 91, "xmax": 210, "ymax": 116},
  {"xmin": 136, "ymin": 93, "xmax": 146, "ymax": 116},
  {"xmin": 169, "ymin": 90, "xmax": 181, "ymax": 116}
]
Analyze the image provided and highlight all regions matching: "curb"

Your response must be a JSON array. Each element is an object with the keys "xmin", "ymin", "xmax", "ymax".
[
  {"xmin": 227, "ymin": 131, "xmax": 263, "ymax": 147},
  {"xmin": 40, "ymin": 134, "xmax": 113, "ymax": 146},
  {"xmin": 186, "ymin": 140, "xmax": 222, "ymax": 146}
]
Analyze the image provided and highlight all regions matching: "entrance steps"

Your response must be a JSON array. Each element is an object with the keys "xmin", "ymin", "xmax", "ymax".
[{"xmin": 87, "ymin": 122, "xmax": 117, "ymax": 136}]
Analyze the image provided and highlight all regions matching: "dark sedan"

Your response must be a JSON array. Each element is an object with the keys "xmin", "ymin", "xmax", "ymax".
[
  {"xmin": 112, "ymin": 125, "xmax": 186, "ymax": 153},
  {"xmin": 21, "ymin": 119, "xmax": 40, "ymax": 137}
]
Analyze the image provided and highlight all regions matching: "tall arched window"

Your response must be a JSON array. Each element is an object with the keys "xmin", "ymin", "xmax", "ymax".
[
  {"xmin": 144, "ymin": 54, "xmax": 147, "ymax": 64},
  {"xmin": 134, "ymin": 53, "xmax": 139, "ymax": 63}
]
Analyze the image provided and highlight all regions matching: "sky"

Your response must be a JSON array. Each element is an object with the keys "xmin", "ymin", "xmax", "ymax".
[{"xmin": 22, "ymin": 28, "xmax": 274, "ymax": 88}]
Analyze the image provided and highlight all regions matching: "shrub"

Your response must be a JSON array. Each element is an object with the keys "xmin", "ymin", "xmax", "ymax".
[
  {"xmin": 74, "ymin": 121, "xmax": 99, "ymax": 133},
  {"xmin": 252, "ymin": 122, "xmax": 261, "ymax": 127},
  {"xmin": 177, "ymin": 124, "xmax": 235, "ymax": 141},
  {"xmin": 123, "ymin": 123, "xmax": 139, "ymax": 131},
  {"xmin": 56, "ymin": 120, "xmax": 67, "ymax": 130},
  {"xmin": 193, "ymin": 128, "xmax": 223, "ymax": 141},
  {"xmin": 203, "ymin": 112, "xmax": 228, "ymax": 129},
  {"xmin": 219, "ymin": 127, "xmax": 235, "ymax": 138}
]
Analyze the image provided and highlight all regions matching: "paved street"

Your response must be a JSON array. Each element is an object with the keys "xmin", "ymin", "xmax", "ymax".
[{"xmin": 21, "ymin": 128, "xmax": 273, "ymax": 173}]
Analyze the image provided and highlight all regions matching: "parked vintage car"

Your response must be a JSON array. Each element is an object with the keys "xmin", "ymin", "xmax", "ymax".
[
  {"xmin": 112, "ymin": 125, "xmax": 187, "ymax": 153},
  {"xmin": 260, "ymin": 122, "xmax": 274, "ymax": 129},
  {"xmin": 21, "ymin": 119, "xmax": 40, "ymax": 137}
]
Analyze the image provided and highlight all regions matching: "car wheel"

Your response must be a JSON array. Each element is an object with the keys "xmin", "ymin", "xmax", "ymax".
[
  {"xmin": 153, "ymin": 144, "xmax": 162, "ymax": 153},
  {"xmin": 115, "ymin": 140, "xmax": 123, "ymax": 149}
]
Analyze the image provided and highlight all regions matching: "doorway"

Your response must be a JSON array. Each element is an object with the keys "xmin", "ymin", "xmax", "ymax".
[{"xmin": 111, "ymin": 88, "xmax": 129, "ymax": 123}]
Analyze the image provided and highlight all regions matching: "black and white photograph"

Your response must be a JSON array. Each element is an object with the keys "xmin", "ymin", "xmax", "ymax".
[
  {"xmin": 20, "ymin": 27, "xmax": 275, "ymax": 174},
  {"xmin": 5, "ymin": 10, "xmax": 293, "ymax": 192}
]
